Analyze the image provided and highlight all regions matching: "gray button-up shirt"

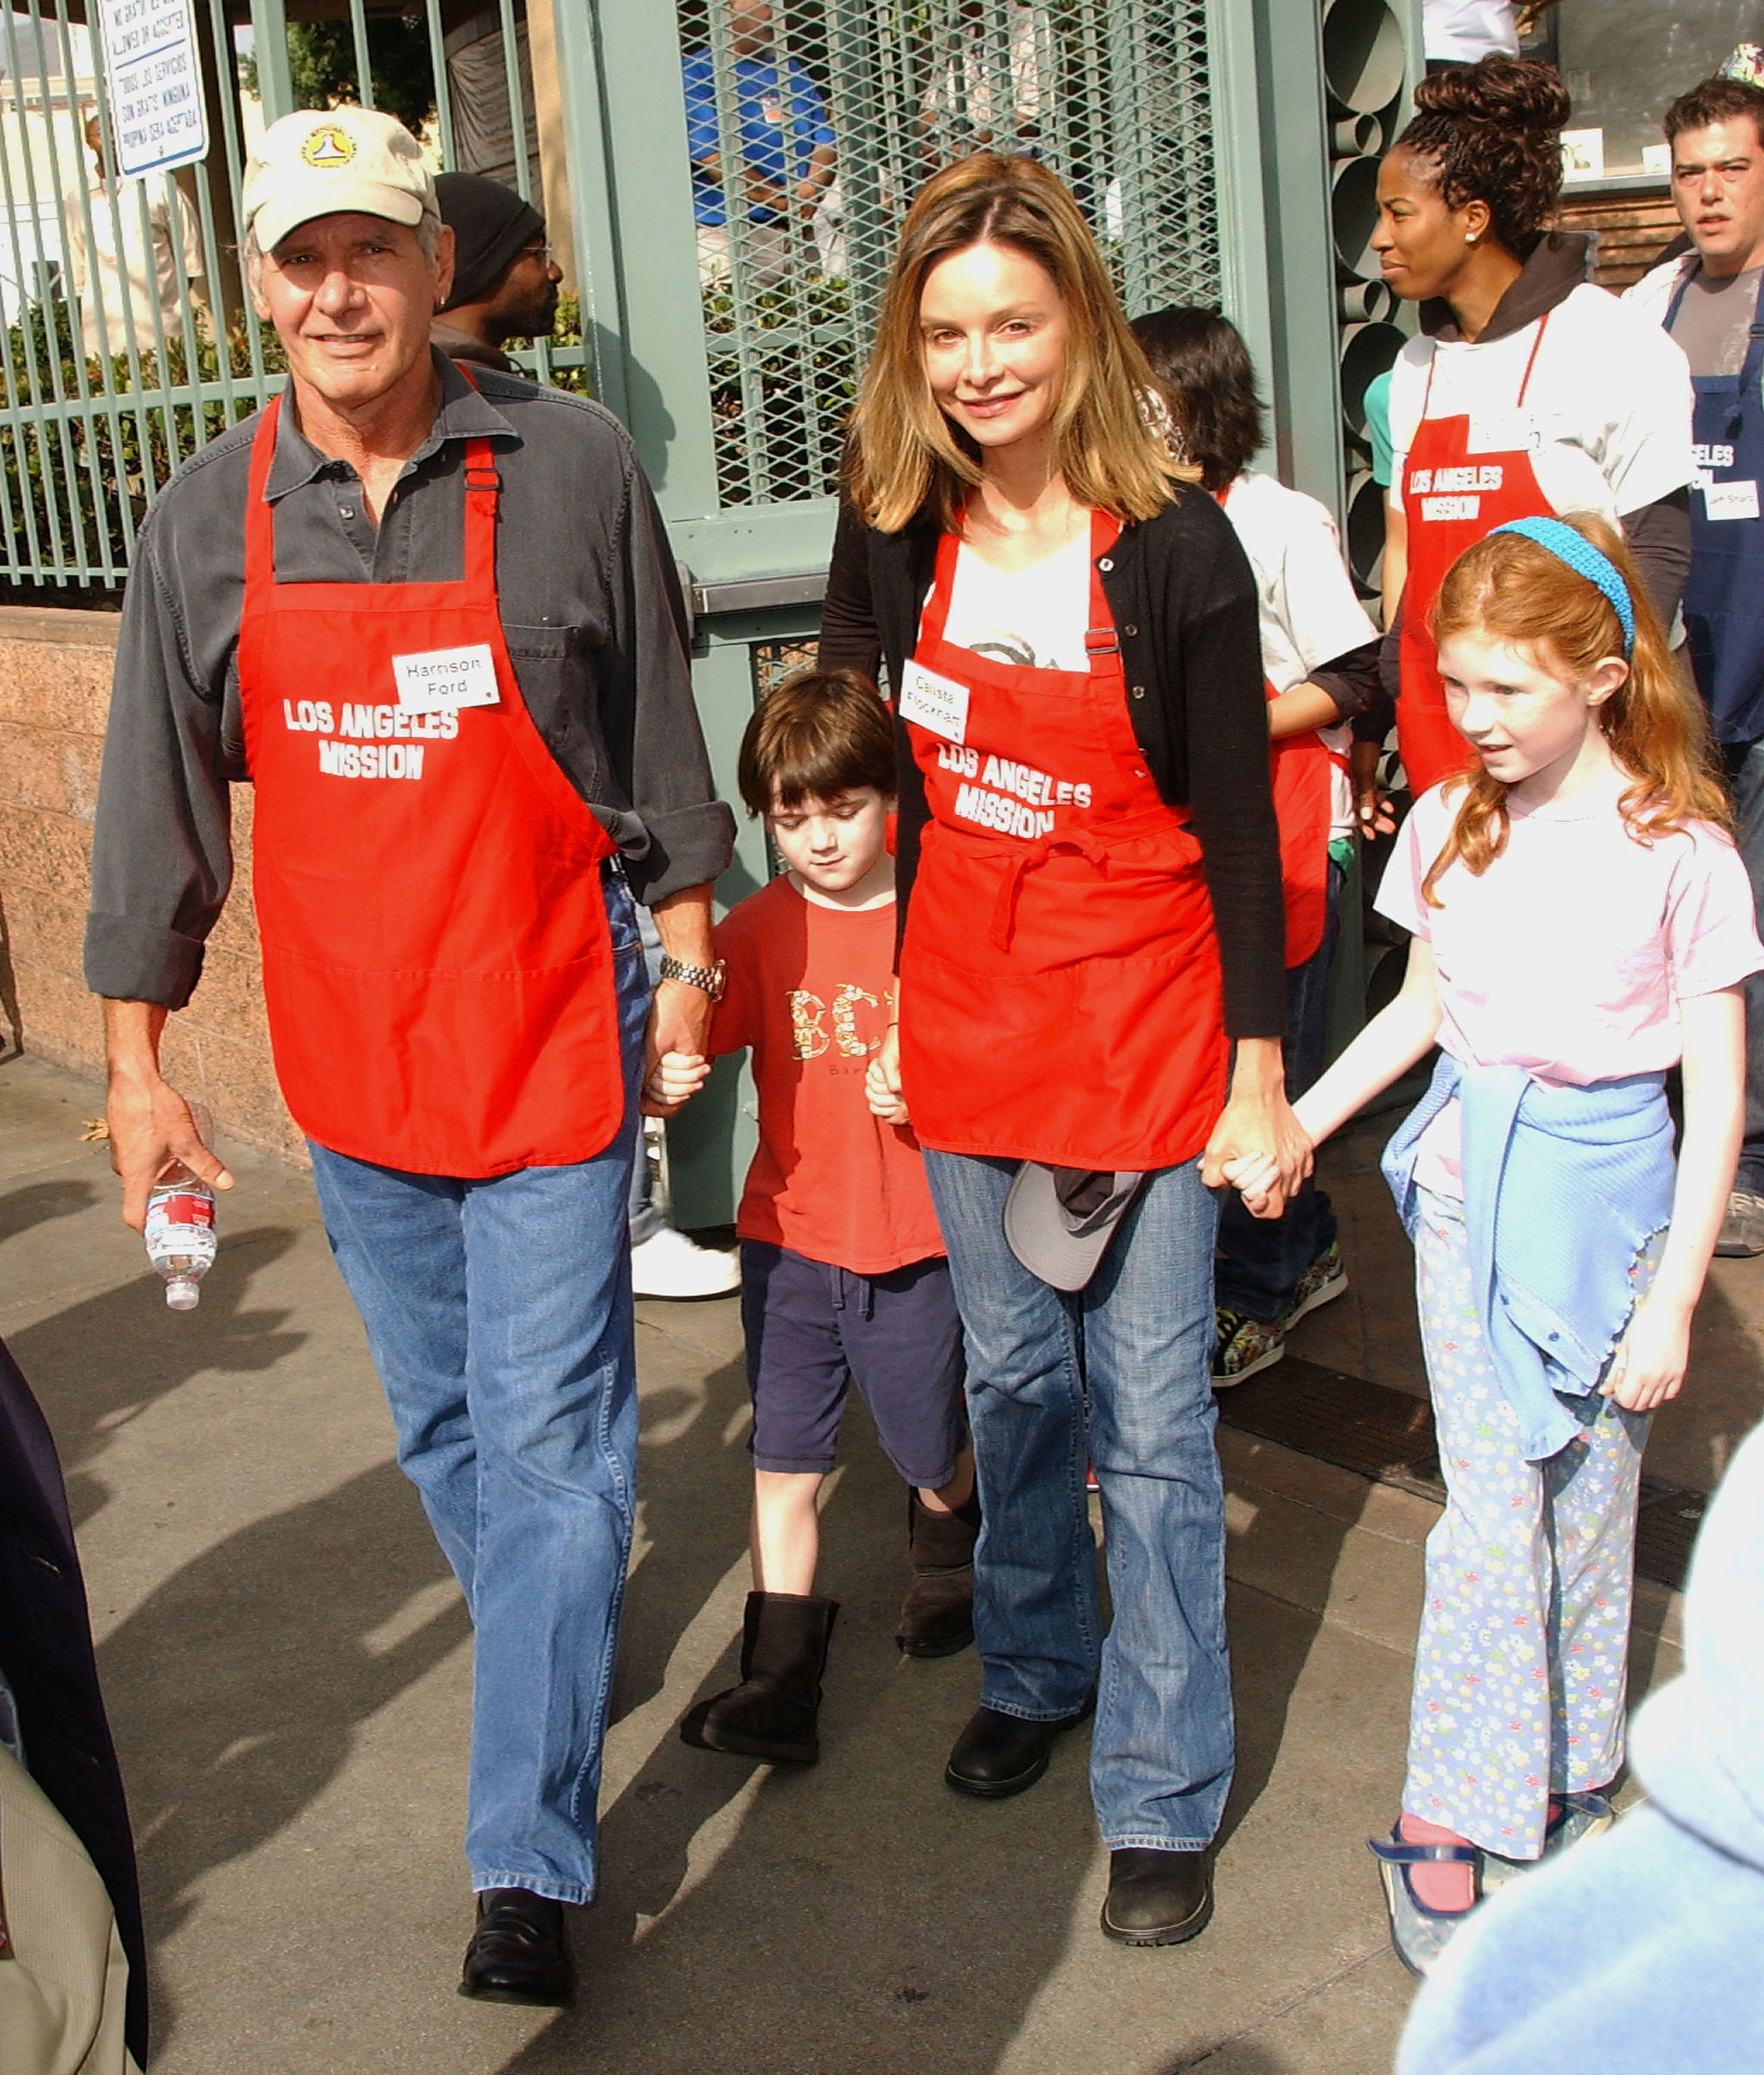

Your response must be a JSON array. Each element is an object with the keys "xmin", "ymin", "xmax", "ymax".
[{"xmin": 84, "ymin": 351, "xmax": 735, "ymax": 1008}]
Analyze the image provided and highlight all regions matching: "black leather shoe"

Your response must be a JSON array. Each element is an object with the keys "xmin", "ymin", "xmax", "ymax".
[
  {"xmin": 1100, "ymin": 1847, "xmax": 1213, "ymax": 1947},
  {"xmin": 459, "ymin": 1888, "xmax": 575, "ymax": 2006},
  {"xmin": 944, "ymin": 1697, "xmax": 1094, "ymax": 1798}
]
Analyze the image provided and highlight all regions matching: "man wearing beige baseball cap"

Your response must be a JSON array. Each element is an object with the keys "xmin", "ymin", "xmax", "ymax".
[{"xmin": 84, "ymin": 106, "xmax": 734, "ymax": 2009}]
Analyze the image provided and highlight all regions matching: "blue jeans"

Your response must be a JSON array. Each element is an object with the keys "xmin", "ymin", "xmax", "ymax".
[
  {"xmin": 1727, "ymin": 742, "xmax": 1764, "ymax": 1193},
  {"xmin": 1214, "ymin": 858, "xmax": 1342, "ymax": 1320},
  {"xmin": 922, "ymin": 1151, "xmax": 1233, "ymax": 1851},
  {"xmin": 308, "ymin": 868, "xmax": 649, "ymax": 1905}
]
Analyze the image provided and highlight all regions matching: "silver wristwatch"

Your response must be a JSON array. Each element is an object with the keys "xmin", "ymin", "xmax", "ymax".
[{"xmin": 658, "ymin": 953, "xmax": 727, "ymax": 1002}]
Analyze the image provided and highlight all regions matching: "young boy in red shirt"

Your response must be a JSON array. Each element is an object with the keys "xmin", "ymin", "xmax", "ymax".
[{"xmin": 656, "ymin": 670, "xmax": 975, "ymax": 1765}]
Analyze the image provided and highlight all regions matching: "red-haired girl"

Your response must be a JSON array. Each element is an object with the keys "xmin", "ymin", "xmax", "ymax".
[{"xmin": 1231, "ymin": 515, "xmax": 1762, "ymax": 1977}]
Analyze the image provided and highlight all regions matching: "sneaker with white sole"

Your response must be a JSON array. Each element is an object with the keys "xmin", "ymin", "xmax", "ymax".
[
  {"xmin": 1211, "ymin": 1307, "xmax": 1286, "ymax": 1387},
  {"xmin": 631, "ymin": 1226, "xmax": 741, "ymax": 1300},
  {"xmin": 1716, "ymin": 1189, "xmax": 1764, "ymax": 1258},
  {"xmin": 1280, "ymin": 1239, "xmax": 1348, "ymax": 1327},
  {"xmin": 1211, "ymin": 1242, "xmax": 1348, "ymax": 1389}
]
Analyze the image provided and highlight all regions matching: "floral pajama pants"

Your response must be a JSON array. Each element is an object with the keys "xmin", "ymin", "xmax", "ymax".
[{"xmin": 1404, "ymin": 1186, "xmax": 1657, "ymax": 1861}]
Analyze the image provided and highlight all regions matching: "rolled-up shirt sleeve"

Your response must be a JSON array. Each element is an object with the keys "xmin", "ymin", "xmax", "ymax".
[
  {"xmin": 83, "ymin": 517, "xmax": 234, "ymax": 1009},
  {"xmin": 603, "ymin": 452, "xmax": 736, "ymax": 904}
]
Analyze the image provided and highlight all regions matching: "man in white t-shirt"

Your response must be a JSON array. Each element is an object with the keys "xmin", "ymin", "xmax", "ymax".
[
  {"xmin": 61, "ymin": 113, "xmax": 203, "ymax": 362},
  {"xmin": 1627, "ymin": 75, "xmax": 1764, "ymax": 1255}
]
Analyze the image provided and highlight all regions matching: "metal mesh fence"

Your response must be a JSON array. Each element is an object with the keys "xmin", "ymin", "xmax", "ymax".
[
  {"xmin": 0, "ymin": 0, "xmax": 583, "ymax": 589},
  {"xmin": 676, "ymin": 0, "xmax": 1220, "ymax": 508},
  {"xmin": 0, "ymin": 0, "xmax": 1220, "ymax": 584}
]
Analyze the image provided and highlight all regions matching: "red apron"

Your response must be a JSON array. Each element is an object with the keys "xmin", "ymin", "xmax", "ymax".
[
  {"xmin": 1398, "ymin": 315, "xmax": 1553, "ymax": 795},
  {"xmin": 1216, "ymin": 483, "xmax": 1345, "ymax": 968},
  {"xmin": 898, "ymin": 512, "xmax": 1228, "ymax": 1170},
  {"xmin": 237, "ymin": 392, "xmax": 623, "ymax": 1177},
  {"xmin": 1267, "ymin": 692, "xmax": 1344, "ymax": 969}
]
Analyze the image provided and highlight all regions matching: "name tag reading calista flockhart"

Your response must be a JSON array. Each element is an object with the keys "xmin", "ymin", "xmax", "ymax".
[
  {"xmin": 898, "ymin": 659, "xmax": 971, "ymax": 745},
  {"xmin": 393, "ymin": 643, "xmax": 502, "ymax": 714}
]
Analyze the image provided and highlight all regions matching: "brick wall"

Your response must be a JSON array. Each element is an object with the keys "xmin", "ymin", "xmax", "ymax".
[{"xmin": 0, "ymin": 606, "xmax": 304, "ymax": 1161}]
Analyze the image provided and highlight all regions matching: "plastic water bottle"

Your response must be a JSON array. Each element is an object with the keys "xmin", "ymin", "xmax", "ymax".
[{"xmin": 144, "ymin": 1109, "xmax": 219, "ymax": 1310}]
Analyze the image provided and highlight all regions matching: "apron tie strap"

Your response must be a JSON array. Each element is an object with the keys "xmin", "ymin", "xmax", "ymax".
[{"xmin": 990, "ymin": 831, "xmax": 1114, "ymax": 950}]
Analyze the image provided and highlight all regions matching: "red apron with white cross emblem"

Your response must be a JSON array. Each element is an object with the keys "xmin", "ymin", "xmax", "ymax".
[
  {"xmin": 898, "ymin": 512, "xmax": 1229, "ymax": 1170},
  {"xmin": 236, "ymin": 391, "xmax": 622, "ymax": 1177},
  {"xmin": 1398, "ymin": 315, "xmax": 1554, "ymax": 795}
]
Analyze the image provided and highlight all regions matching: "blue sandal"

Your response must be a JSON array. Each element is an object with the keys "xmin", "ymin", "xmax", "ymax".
[
  {"xmin": 1368, "ymin": 1826, "xmax": 1482, "ymax": 1978},
  {"xmin": 1480, "ymin": 1789, "xmax": 1615, "ymax": 1894}
]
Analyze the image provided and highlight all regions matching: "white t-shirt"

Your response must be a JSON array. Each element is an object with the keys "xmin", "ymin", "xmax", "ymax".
[
  {"xmin": 1377, "ymin": 775, "xmax": 1763, "ymax": 1193},
  {"xmin": 1386, "ymin": 283, "xmax": 1696, "ymax": 526},
  {"xmin": 1423, "ymin": 1, "xmax": 1518, "ymax": 62},
  {"xmin": 1221, "ymin": 471, "xmax": 1379, "ymax": 841},
  {"xmin": 941, "ymin": 531, "xmax": 1092, "ymax": 672},
  {"xmin": 62, "ymin": 160, "xmax": 203, "ymax": 360}
]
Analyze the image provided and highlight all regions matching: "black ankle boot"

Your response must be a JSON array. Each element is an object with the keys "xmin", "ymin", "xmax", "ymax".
[
  {"xmin": 896, "ymin": 1488, "xmax": 980, "ymax": 1657},
  {"xmin": 679, "ymin": 1591, "xmax": 838, "ymax": 1764}
]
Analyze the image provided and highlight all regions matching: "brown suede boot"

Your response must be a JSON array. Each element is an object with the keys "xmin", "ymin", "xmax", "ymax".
[
  {"xmin": 895, "ymin": 1488, "xmax": 980, "ymax": 1658},
  {"xmin": 679, "ymin": 1592, "xmax": 838, "ymax": 1764}
]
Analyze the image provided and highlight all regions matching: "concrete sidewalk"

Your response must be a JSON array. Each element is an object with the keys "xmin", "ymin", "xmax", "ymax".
[{"xmin": 0, "ymin": 1049, "xmax": 1739, "ymax": 2075}]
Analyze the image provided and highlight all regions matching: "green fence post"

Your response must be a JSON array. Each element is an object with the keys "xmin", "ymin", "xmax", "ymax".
[{"xmin": 248, "ymin": 0, "xmax": 295, "ymax": 122}]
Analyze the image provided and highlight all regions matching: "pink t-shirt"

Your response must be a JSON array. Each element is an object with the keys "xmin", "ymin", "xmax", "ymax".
[{"xmin": 1375, "ymin": 777, "xmax": 1764, "ymax": 1195}]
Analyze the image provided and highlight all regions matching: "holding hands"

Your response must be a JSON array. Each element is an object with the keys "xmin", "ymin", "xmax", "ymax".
[
  {"xmin": 650, "ymin": 1032, "xmax": 914, "ymax": 1129},
  {"xmin": 647, "ymin": 1050, "xmax": 711, "ymax": 1112},
  {"xmin": 1220, "ymin": 1147, "xmax": 1295, "ymax": 1219},
  {"xmin": 865, "ymin": 1024, "xmax": 910, "ymax": 1127}
]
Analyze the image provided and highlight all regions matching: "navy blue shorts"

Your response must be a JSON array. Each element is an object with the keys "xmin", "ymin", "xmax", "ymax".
[{"xmin": 739, "ymin": 1241, "xmax": 967, "ymax": 1486}]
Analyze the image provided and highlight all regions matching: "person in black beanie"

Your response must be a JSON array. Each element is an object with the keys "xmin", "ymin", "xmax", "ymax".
[{"xmin": 432, "ymin": 169, "xmax": 560, "ymax": 370}]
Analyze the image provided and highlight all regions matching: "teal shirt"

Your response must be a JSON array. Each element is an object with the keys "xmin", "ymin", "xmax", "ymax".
[{"xmin": 1363, "ymin": 367, "xmax": 1395, "ymax": 488}]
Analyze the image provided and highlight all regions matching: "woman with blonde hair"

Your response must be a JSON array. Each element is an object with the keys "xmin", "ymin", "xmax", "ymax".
[{"xmin": 819, "ymin": 152, "xmax": 1306, "ymax": 1946}]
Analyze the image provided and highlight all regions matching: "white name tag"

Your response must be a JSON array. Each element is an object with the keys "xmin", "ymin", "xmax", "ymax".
[
  {"xmin": 1704, "ymin": 479, "xmax": 1761, "ymax": 522},
  {"xmin": 898, "ymin": 659, "xmax": 970, "ymax": 744},
  {"xmin": 392, "ymin": 643, "xmax": 501, "ymax": 713},
  {"xmin": 1466, "ymin": 411, "xmax": 1538, "ymax": 456}
]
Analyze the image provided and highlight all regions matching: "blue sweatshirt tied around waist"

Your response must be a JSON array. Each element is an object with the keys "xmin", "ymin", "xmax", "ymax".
[{"xmin": 1381, "ymin": 1054, "xmax": 1675, "ymax": 1462}]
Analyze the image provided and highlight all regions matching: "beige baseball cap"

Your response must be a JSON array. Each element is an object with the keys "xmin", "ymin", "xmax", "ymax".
[{"xmin": 243, "ymin": 107, "xmax": 434, "ymax": 253}]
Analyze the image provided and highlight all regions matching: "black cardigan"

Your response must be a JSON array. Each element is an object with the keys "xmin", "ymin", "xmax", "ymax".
[{"xmin": 818, "ymin": 489, "xmax": 1287, "ymax": 1038}]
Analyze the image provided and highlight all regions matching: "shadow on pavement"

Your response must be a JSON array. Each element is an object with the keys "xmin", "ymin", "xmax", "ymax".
[
  {"xmin": 95, "ymin": 1459, "xmax": 471, "ymax": 2050},
  {"xmin": 9, "ymin": 1226, "xmax": 308, "ymax": 1528},
  {"xmin": 491, "ymin": 1354, "xmax": 1096, "ymax": 2074},
  {"xmin": 0, "ymin": 1172, "xmax": 99, "ymax": 1243}
]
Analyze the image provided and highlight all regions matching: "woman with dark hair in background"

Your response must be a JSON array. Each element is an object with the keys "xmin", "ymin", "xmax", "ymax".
[
  {"xmin": 1133, "ymin": 307, "xmax": 1381, "ymax": 1385},
  {"xmin": 819, "ymin": 153, "xmax": 1303, "ymax": 1948},
  {"xmin": 1374, "ymin": 54, "xmax": 1696, "ymax": 797}
]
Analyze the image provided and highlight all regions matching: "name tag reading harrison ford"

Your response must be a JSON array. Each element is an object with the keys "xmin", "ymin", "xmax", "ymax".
[{"xmin": 393, "ymin": 643, "xmax": 502, "ymax": 714}]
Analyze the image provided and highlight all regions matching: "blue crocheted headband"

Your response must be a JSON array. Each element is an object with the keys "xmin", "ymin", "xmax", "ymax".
[{"xmin": 1490, "ymin": 515, "xmax": 1635, "ymax": 658}]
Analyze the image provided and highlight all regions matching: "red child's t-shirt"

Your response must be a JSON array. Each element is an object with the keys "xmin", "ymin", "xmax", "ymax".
[{"xmin": 710, "ymin": 873, "xmax": 946, "ymax": 1275}]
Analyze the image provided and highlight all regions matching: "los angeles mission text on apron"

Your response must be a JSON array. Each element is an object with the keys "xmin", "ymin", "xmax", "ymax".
[
  {"xmin": 237, "ymin": 381, "xmax": 625, "ymax": 1178},
  {"xmin": 897, "ymin": 513, "xmax": 1229, "ymax": 1172}
]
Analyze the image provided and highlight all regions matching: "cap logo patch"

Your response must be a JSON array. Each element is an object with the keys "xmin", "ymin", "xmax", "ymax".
[{"xmin": 300, "ymin": 124, "xmax": 356, "ymax": 169}]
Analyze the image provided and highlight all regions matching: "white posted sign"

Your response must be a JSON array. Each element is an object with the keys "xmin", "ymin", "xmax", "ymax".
[{"xmin": 95, "ymin": 0, "xmax": 210, "ymax": 180}]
